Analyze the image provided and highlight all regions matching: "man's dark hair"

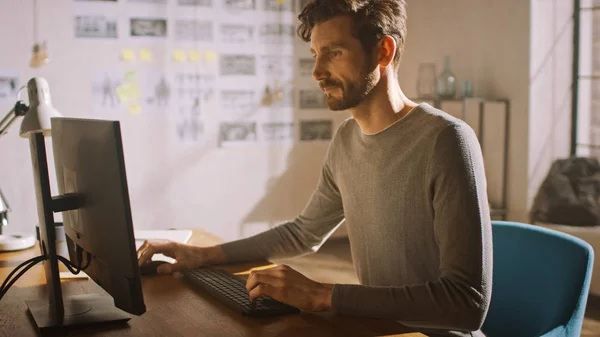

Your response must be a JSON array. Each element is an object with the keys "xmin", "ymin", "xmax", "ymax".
[{"xmin": 297, "ymin": 0, "xmax": 408, "ymax": 72}]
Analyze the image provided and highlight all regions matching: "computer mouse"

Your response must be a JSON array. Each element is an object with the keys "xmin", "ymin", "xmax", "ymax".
[{"xmin": 139, "ymin": 260, "xmax": 168, "ymax": 276}]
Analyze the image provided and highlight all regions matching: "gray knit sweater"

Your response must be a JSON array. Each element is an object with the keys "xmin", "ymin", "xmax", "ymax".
[{"xmin": 219, "ymin": 103, "xmax": 493, "ymax": 337}]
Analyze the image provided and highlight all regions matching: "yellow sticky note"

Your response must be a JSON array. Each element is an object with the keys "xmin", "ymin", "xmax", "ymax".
[
  {"xmin": 125, "ymin": 70, "xmax": 137, "ymax": 83},
  {"xmin": 204, "ymin": 50, "xmax": 216, "ymax": 63},
  {"xmin": 276, "ymin": 0, "xmax": 286, "ymax": 3},
  {"xmin": 188, "ymin": 50, "xmax": 201, "ymax": 63},
  {"xmin": 139, "ymin": 49, "xmax": 152, "ymax": 62},
  {"xmin": 115, "ymin": 82, "xmax": 141, "ymax": 103},
  {"xmin": 121, "ymin": 49, "xmax": 136, "ymax": 61},
  {"xmin": 128, "ymin": 102, "xmax": 141, "ymax": 115},
  {"xmin": 173, "ymin": 49, "xmax": 186, "ymax": 62}
]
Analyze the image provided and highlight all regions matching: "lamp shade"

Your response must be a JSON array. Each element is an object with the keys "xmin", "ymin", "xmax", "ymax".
[{"xmin": 19, "ymin": 77, "xmax": 61, "ymax": 138}]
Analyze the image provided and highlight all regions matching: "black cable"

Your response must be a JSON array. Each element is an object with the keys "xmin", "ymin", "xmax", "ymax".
[
  {"xmin": 0, "ymin": 255, "xmax": 47, "ymax": 294},
  {"xmin": 0, "ymin": 255, "xmax": 47, "ymax": 301},
  {"xmin": 56, "ymin": 246, "xmax": 91, "ymax": 275}
]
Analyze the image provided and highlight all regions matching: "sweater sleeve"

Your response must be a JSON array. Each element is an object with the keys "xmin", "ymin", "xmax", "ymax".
[
  {"xmin": 219, "ymin": 140, "xmax": 345, "ymax": 263},
  {"xmin": 330, "ymin": 123, "xmax": 493, "ymax": 332}
]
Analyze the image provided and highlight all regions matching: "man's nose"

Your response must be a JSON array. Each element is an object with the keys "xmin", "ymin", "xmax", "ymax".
[{"xmin": 312, "ymin": 59, "xmax": 329, "ymax": 82}]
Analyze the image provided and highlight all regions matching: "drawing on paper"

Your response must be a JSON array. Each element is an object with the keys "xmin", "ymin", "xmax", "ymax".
[
  {"xmin": 259, "ymin": 24, "xmax": 294, "ymax": 44},
  {"xmin": 300, "ymin": 120, "xmax": 332, "ymax": 141},
  {"xmin": 144, "ymin": 74, "xmax": 171, "ymax": 107},
  {"xmin": 175, "ymin": 20, "xmax": 213, "ymax": 41},
  {"xmin": 298, "ymin": 58, "xmax": 315, "ymax": 77},
  {"xmin": 130, "ymin": 18, "xmax": 167, "ymax": 37},
  {"xmin": 264, "ymin": 0, "xmax": 293, "ymax": 11},
  {"xmin": 175, "ymin": 73, "xmax": 216, "ymax": 101},
  {"xmin": 92, "ymin": 71, "xmax": 126, "ymax": 114},
  {"xmin": 219, "ymin": 121, "xmax": 257, "ymax": 143},
  {"xmin": 259, "ymin": 55, "xmax": 293, "ymax": 77},
  {"xmin": 128, "ymin": 0, "xmax": 167, "ymax": 4},
  {"xmin": 176, "ymin": 102, "xmax": 204, "ymax": 145},
  {"xmin": 178, "ymin": 0, "xmax": 212, "ymax": 5},
  {"xmin": 262, "ymin": 122, "xmax": 294, "ymax": 141},
  {"xmin": 299, "ymin": 89, "xmax": 326, "ymax": 109},
  {"xmin": 74, "ymin": 15, "xmax": 118, "ymax": 38},
  {"xmin": 219, "ymin": 55, "xmax": 256, "ymax": 76},
  {"xmin": 0, "ymin": 76, "xmax": 19, "ymax": 102},
  {"xmin": 220, "ymin": 90, "xmax": 255, "ymax": 112},
  {"xmin": 220, "ymin": 24, "xmax": 254, "ymax": 44},
  {"xmin": 223, "ymin": 0, "xmax": 256, "ymax": 12}
]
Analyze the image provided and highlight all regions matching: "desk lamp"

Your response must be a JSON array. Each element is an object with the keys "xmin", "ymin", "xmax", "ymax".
[{"xmin": 0, "ymin": 77, "xmax": 62, "ymax": 252}]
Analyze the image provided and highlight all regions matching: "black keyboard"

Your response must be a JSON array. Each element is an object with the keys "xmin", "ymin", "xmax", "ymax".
[{"xmin": 182, "ymin": 268, "xmax": 300, "ymax": 316}]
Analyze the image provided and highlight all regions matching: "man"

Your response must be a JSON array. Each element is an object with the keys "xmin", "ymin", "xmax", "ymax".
[{"xmin": 138, "ymin": 1, "xmax": 493, "ymax": 336}]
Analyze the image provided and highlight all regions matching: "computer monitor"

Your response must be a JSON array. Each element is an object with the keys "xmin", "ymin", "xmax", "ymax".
[{"xmin": 26, "ymin": 117, "xmax": 145, "ymax": 332}]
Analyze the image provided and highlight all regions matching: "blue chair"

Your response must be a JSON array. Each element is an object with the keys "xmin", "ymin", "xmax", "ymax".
[{"xmin": 482, "ymin": 221, "xmax": 594, "ymax": 337}]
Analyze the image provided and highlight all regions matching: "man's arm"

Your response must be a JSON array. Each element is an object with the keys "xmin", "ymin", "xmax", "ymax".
[
  {"xmin": 216, "ymin": 144, "xmax": 345, "ymax": 264},
  {"xmin": 329, "ymin": 123, "xmax": 493, "ymax": 331}
]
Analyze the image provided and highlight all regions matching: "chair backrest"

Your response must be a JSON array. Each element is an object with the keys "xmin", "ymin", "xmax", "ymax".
[{"xmin": 482, "ymin": 221, "xmax": 594, "ymax": 337}]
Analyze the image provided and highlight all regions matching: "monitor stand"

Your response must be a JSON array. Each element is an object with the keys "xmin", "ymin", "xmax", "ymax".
[
  {"xmin": 26, "ymin": 293, "xmax": 131, "ymax": 331},
  {"xmin": 26, "ymin": 131, "xmax": 131, "ymax": 333}
]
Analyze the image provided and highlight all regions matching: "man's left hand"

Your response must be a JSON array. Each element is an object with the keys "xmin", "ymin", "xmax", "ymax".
[{"xmin": 245, "ymin": 264, "xmax": 334, "ymax": 312}]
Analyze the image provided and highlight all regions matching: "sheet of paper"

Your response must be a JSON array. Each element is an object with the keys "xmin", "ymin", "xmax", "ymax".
[{"xmin": 0, "ymin": 70, "xmax": 20, "ymax": 103}]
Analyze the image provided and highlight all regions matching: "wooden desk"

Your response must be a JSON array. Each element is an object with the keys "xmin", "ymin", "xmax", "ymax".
[{"xmin": 0, "ymin": 229, "xmax": 426, "ymax": 337}]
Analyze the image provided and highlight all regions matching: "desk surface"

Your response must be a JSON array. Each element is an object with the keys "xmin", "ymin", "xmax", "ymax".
[{"xmin": 0, "ymin": 228, "xmax": 426, "ymax": 337}]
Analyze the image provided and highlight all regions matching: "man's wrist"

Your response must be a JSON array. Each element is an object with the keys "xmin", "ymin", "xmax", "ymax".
[
  {"xmin": 200, "ymin": 245, "xmax": 228, "ymax": 265},
  {"xmin": 319, "ymin": 283, "xmax": 334, "ymax": 311}
]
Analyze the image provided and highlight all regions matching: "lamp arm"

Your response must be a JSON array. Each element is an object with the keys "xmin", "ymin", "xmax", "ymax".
[{"xmin": 0, "ymin": 101, "xmax": 29, "ymax": 136}]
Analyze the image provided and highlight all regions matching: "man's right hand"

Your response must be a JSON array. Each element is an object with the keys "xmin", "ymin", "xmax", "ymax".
[{"xmin": 137, "ymin": 240, "xmax": 227, "ymax": 274}]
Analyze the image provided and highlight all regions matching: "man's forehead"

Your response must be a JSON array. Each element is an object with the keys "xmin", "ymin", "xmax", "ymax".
[{"xmin": 309, "ymin": 16, "xmax": 354, "ymax": 50}]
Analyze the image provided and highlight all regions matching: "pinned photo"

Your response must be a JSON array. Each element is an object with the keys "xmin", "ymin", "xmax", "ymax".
[
  {"xmin": 219, "ymin": 121, "xmax": 257, "ymax": 144},
  {"xmin": 130, "ymin": 18, "xmax": 167, "ymax": 37},
  {"xmin": 299, "ymin": 89, "xmax": 326, "ymax": 109},
  {"xmin": 175, "ymin": 20, "xmax": 213, "ymax": 41},
  {"xmin": 300, "ymin": 120, "xmax": 332, "ymax": 141},
  {"xmin": 74, "ymin": 15, "xmax": 117, "ymax": 38},
  {"xmin": 220, "ymin": 24, "xmax": 254, "ymax": 44},
  {"xmin": 219, "ymin": 55, "xmax": 256, "ymax": 76}
]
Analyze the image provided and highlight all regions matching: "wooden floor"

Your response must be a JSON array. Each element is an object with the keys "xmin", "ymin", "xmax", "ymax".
[{"xmin": 277, "ymin": 237, "xmax": 600, "ymax": 336}]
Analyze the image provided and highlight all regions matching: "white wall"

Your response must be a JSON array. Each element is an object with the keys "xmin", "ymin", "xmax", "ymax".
[
  {"xmin": 527, "ymin": 0, "xmax": 574, "ymax": 215},
  {"xmin": 0, "ymin": 0, "xmax": 348, "ymax": 242},
  {"xmin": 0, "ymin": 0, "xmax": 572, "ymax": 242},
  {"xmin": 400, "ymin": 0, "xmax": 531, "ymax": 221}
]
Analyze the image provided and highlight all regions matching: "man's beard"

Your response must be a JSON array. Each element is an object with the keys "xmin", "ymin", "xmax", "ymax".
[{"xmin": 322, "ymin": 66, "xmax": 378, "ymax": 111}]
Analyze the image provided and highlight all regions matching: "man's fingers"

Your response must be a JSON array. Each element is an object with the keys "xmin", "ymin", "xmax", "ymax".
[
  {"xmin": 136, "ymin": 240, "xmax": 149, "ymax": 259},
  {"xmin": 245, "ymin": 271, "xmax": 284, "ymax": 292},
  {"xmin": 138, "ymin": 242, "xmax": 174, "ymax": 265},
  {"xmin": 248, "ymin": 283, "xmax": 281, "ymax": 302},
  {"xmin": 157, "ymin": 262, "xmax": 189, "ymax": 274}
]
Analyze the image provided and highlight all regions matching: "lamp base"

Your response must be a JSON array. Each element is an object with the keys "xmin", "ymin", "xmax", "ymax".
[{"xmin": 0, "ymin": 233, "xmax": 36, "ymax": 252}]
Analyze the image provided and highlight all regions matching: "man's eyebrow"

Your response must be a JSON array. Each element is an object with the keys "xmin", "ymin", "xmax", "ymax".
[{"xmin": 310, "ymin": 42, "xmax": 347, "ymax": 54}]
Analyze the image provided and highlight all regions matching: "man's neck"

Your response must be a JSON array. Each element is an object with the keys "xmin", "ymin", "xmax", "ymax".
[{"xmin": 349, "ymin": 77, "xmax": 417, "ymax": 135}]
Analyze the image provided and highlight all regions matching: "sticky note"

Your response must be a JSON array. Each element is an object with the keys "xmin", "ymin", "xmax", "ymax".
[
  {"xmin": 140, "ymin": 49, "xmax": 152, "ymax": 62},
  {"xmin": 173, "ymin": 49, "xmax": 186, "ymax": 62},
  {"xmin": 125, "ymin": 70, "xmax": 137, "ymax": 83},
  {"xmin": 115, "ymin": 82, "xmax": 141, "ymax": 103},
  {"xmin": 128, "ymin": 102, "xmax": 142, "ymax": 115},
  {"xmin": 204, "ymin": 50, "xmax": 216, "ymax": 63},
  {"xmin": 121, "ymin": 49, "xmax": 136, "ymax": 61},
  {"xmin": 276, "ymin": 0, "xmax": 286, "ymax": 3},
  {"xmin": 188, "ymin": 50, "xmax": 201, "ymax": 63}
]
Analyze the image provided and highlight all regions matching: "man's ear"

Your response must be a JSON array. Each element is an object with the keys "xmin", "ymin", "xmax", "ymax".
[{"xmin": 378, "ymin": 35, "xmax": 396, "ymax": 67}]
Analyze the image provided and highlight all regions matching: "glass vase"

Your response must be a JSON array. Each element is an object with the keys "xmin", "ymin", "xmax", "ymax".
[{"xmin": 436, "ymin": 56, "xmax": 456, "ymax": 99}]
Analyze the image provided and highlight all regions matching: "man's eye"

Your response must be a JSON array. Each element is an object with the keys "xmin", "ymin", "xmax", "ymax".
[{"xmin": 330, "ymin": 51, "xmax": 341, "ymax": 57}]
